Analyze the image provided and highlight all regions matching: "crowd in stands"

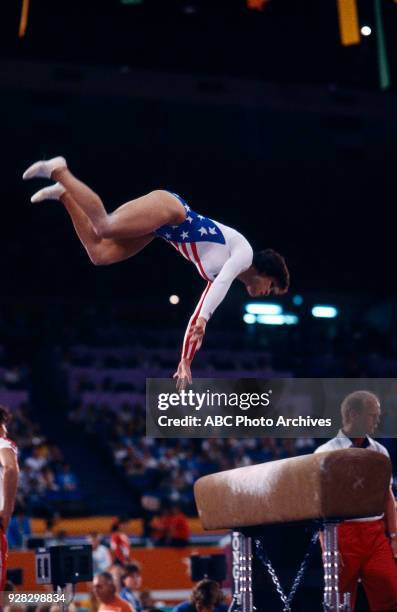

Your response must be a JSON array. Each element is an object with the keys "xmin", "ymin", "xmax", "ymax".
[{"xmin": 7, "ymin": 402, "xmax": 81, "ymax": 521}]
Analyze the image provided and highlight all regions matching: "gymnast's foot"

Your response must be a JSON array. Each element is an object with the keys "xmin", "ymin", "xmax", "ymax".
[
  {"xmin": 22, "ymin": 156, "xmax": 67, "ymax": 180},
  {"xmin": 30, "ymin": 182, "xmax": 66, "ymax": 203}
]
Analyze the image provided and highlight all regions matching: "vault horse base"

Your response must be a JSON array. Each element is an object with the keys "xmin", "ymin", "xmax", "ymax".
[{"xmin": 230, "ymin": 525, "xmax": 350, "ymax": 612}]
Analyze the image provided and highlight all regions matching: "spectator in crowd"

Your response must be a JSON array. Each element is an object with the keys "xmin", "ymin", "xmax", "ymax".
[
  {"xmin": 110, "ymin": 519, "xmax": 131, "ymax": 566},
  {"xmin": 172, "ymin": 580, "xmax": 227, "ymax": 612},
  {"xmin": 166, "ymin": 504, "xmax": 190, "ymax": 547},
  {"xmin": 93, "ymin": 571, "xmax": 134, "ymax": 612},
  {"xmin": 43, "ymin": 515, "xmax": 58, "ymax": 538},
  {"xmin": 7, "ymin": 504, "xmax": 31, "ymax": 549},
  {"xmin": 40, "ymin": 466, "xmax": 60, "ymax": 495},
  {"xmin": 150, "ymin": 507, "xmax": 171, "ymax": 546},
  {"xmin": 57, "ymin": 463, "xmax": 78, "ymax": 492},
  {"xmin": 25, "ymin": 446, "xmax": 46, "ymax": 473},
  {"xmin": 140, "ymin": 494, "xmax": 161, "ymax": 541},
  {"xmin": 17, "ymin": 464, "xmax": 34, "ymax": 501},
  {"xmin": 3, "ymin": 366, "xmax": 24, "ymax": 390},
  {"xmin": 120, "ymin": 563, "xmax": 142, "ymax": 612},
  {"xmin": 52, "ymin": 529, "xmax": 68, "ymax": 545},
  {"xmin": 89, "ymin": 532, "xmax": 112, "ymax": 576},
  {"xmin": 151, "ymin": 503, "xmax": 190, "ymax": 547}
]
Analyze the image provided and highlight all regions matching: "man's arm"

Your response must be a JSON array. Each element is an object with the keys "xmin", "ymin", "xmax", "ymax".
[{"xmin": 0, "ymin": 448, "xmax": 19, "ymax": 531}]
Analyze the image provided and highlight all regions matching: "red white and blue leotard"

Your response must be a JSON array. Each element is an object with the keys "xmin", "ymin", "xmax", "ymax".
[{"xmin": 155, "ymin": 193, "xmax": 253, "ymax": 361}]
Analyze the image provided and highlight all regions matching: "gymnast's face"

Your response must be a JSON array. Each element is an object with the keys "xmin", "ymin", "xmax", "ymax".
[
  {"xmin": 246, "ymin": 274, "xmax": 279, "ymax": 297},
  {"xmin": 352, "ymin": 400, "xmax": 381, "ymax": 435}
]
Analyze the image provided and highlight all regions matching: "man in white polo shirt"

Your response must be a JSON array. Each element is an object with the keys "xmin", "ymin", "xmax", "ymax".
[{"xmin": 315, "ymin": 390, "xmax": 397, "ymax": 611}]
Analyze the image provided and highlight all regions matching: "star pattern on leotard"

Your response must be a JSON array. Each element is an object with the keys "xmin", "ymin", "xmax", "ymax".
[{"xmin": 155, "ymin": 194, "xmax": 226, "ymax": 245}]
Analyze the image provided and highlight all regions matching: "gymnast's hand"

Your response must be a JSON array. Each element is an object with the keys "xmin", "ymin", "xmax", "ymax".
[
  {"xmin": 188, "ymin": 316, "xmax": 207, "ymax": 350},
  {"xmin": 173, "ymin": 358, "xmax": 192, "ymax": 392}
]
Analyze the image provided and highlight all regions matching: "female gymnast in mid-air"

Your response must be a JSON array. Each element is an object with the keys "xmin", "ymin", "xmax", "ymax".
[{"xmin": 23, "ymin": 156, "xmax": 289, "ymax": 389}]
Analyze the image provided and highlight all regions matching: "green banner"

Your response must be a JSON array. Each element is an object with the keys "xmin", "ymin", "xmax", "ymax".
[{"xmin": 374, "ymin": 0, "xmax": 391, "ymax": 90}]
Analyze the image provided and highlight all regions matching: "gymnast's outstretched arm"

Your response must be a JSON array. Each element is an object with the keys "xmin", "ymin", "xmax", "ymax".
[{"xmin": 174, "ymin": 243, "xmax": 253, "ymax": 390}]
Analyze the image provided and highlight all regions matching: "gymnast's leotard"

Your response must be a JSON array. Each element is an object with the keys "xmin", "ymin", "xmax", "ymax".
[{"xmin": 155, "ymin": 193, "xmax": 253, "ymax": 361}]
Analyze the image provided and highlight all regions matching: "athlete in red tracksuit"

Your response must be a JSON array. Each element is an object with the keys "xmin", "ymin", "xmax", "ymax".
[
  {"xmin": 315, "ymin": 390, "xmax": 397, "ymax": 611},
  {"xmin": 0, "ymin": 405, "xmax": 19, "ymax": 590}
]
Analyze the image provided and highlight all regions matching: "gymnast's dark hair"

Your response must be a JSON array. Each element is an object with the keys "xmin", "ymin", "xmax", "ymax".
[{"xmin": 252, "ymin": 249, "xmax": 290, "ymax": 293}]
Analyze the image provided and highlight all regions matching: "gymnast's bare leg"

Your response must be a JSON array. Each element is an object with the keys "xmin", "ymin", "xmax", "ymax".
[
  {"xmin": 60, "ymin": 190, "xmax": 155, "ymax": 265},
  {"xmin": 22, "ymin": 156, "xmax": 186, "ymax": 241}
]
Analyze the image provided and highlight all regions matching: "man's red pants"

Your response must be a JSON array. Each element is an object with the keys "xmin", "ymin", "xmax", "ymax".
[{"xmin": 338, "ymin": 520, "xmax": 397, "ymax": 611}]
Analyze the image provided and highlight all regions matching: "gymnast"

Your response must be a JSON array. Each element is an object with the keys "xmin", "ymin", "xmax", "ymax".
[{"xmin": 23, "ymin": 156, "xmax": 289, "ymax": 389}]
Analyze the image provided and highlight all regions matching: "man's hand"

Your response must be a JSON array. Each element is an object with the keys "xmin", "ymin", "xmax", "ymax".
[
  {"xmin": 188, "ymin": 317, "xmax": 207, "ymax": 351},
  {"xmin": 173, "ymin": 359, "xmax": 192, "ymax": 392},
  {"xmin": 0, "ymin": 510, "xmax": 11, "ymax": 531}
]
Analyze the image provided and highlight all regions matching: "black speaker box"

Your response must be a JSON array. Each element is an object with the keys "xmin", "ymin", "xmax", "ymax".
[
  {"xmin": 36, "ymin": 545, "xmax": 93, "ymax": 587},
  {"xmin": 190, "ymin": 554, "xmax": 227, "ymax": 582}
]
